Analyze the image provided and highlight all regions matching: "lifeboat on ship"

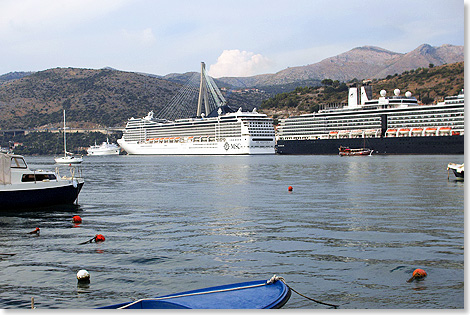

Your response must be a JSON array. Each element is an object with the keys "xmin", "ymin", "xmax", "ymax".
[
  {"xmin": 364, "ymin": 129, "xmax": 379, "ymax": 137},
  {"xmin": 386, "ymin": 129, "xmax": 398, "ymax": 137},
  {"xmin": 439, "ymin": 127, "xmax": 452, "ymax": 135},
  {"xmin": 329, "ymin": 131, "xmax": 339, "ymax": 138},
  {"xmin": 398, "ymin": 128, "xmax": 410, "ymax": 136},
  {"xmin": 351, "ymin": 130, "xmax": 363, "ymax": 138},
  {"xmin": 425, "ymin": 127, "xmax": 437, "ymax": 135},
  {"xmin": 338, "ymin": 130, "xmax": 350, "ymax": 138},
  {"xmin": 411, "ymin": 128, "xmax": 423, "ymax": 136}
]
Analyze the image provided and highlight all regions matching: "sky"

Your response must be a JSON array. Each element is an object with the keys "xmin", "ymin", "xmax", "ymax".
[{"xmin": 0, "ymin": 0, "xmax": 465, "ymax": 78}]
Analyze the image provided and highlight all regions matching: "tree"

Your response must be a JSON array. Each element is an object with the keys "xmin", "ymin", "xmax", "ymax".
[{"xmin": 321, "ymin": 79, "xmax": 333, "ymax": 86}]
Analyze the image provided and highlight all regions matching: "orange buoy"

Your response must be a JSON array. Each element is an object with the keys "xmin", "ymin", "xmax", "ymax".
[
  {"xmin": 94, "ymin": 234, "xmax": 105, "ymax": 242},
  {"xmin": 72, "ymin": 215, "xmax": 82, "ymax": 224},
  {"xmin": 288, "ymin": 186, "xmax": 293, "ymax": 191},
  {"xmin": 407, "ymin": 268, "xmax": 427, "ymax": 282}
]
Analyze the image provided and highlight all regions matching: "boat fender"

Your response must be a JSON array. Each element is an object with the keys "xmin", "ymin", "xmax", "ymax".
[
  {"xmin": 407, "ymin": 268, "xmax": 427, "ymax": 282},
  {"xmin": 72, "ymin": 179, "xmax": 78, "ymax": 188},
  {"xmin": 77, "ymin": 269, "xmax": 90, "ymax": 284}
]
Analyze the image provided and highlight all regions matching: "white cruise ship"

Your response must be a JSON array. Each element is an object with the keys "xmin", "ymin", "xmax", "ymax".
[
  {"xmin": 117, "ymin": 63, "xmax": 275, "ymax": 155},
  {"xmin": 276, "ymin": 83, "xmax": 464, "ymax": 154}
]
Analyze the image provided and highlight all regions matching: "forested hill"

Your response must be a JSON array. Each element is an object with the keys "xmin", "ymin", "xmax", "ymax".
[
  {"xmin": 0, "ymin": 68, "xmax": 180, "ymax": 129},
  {"xmin": 259, "ymin": 61, "xmax": 464, "ymax": 121},
  {"xmin": 0, "ymin": 67, "xmax": 266, "ymax": 129}
]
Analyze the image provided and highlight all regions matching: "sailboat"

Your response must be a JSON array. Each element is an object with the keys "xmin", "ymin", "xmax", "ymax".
[{"xmin": 54, "ymin": 110, "xmax": 83, "ymax": 164}]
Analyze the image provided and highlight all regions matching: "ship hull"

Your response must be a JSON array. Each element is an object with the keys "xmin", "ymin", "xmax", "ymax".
[
  {"xmin": 87, "ymin": 149, "xmax": 120, "ymax": 156},
  {"xmin": 118, "ymin": 138, "xmax": 275, "ymax": 155},
  {"xmin": 276, "ymin": 135, "xmax": 464, "ymax": 155},
  {"xmin": 0, "ymin": 181, "xmax": 84, "ymax": 210}
]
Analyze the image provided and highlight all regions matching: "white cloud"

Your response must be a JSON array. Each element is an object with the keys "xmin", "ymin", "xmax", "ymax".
[
  {"xmin": 121, "ymin": 28, "xmax": 157, "ymax": 46},
  {"xmin": 208, "ymin": 50, "xmax": 273, "ymax": 78}
]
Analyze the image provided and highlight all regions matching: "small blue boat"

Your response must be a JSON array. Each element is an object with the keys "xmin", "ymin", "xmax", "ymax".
[{"xmin": 99, "ymin": 276, "xmax": 291, "ymax": 309}]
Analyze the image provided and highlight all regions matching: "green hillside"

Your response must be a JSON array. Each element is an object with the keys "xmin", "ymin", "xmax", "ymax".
[{"xmin": 0, "ymin": 68, "xmax": 180, "ymax": 129}]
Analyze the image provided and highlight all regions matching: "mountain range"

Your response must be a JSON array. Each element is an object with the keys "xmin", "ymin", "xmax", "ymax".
[
  {"xmin": 0, "ymin": 43, "xmax": 464, "ymax": 129},
  {"xmin": 210, "ymin": 44, "xmax": 464, "ymax": 88}
]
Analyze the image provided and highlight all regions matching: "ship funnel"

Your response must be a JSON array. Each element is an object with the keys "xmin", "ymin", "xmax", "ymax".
[
  {"xmin": 348, "ymin": 87, "xmax": 360, "ymax": 109},
  {"xmin": 360, "ymin": 85, "xmax": 372, "ymax": 104}
]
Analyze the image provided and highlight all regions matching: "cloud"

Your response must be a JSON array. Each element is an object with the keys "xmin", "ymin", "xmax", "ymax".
[
  {"xmin": 208, "ymin": 50, "xmax": 273, "ymax": 78},
  {"xmin": 121, "ymin": 28, "xmax": 157, "ymax": 46}
]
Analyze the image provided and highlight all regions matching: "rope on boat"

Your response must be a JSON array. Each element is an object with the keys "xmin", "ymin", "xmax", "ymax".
[
  {"xmin": 118, "ymin": 275, "xmax": 339, "ymax": 309},
  {"xmin": 269, "ymin": 275, "xmax": 339, "ymax": 309},
  {"xmin": 117, "ymin": 282, "xmax": 267, "ymax": 309}
]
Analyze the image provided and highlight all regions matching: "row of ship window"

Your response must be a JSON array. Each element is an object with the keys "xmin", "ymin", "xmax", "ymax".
[
  {"xmin": 283, "ymin": 116, "xmax": 463, "ymax": 127},
  {"xmin": 282, "ymin": 110, "xmax": 463, "ymax": 124}
]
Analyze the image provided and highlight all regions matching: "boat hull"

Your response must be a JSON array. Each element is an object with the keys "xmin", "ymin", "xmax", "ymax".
[
  {"xmin": 87, "ymin": 149, "xmax": 120, "ymax": 156},
  {"xmin": 54, "ymin": 157, "xmax": 83, "ymax": 164},
  {"xmin": 0, "ymin": 180, "xmax": 84, "ymax": 210},
  {"xmin": 277, "ymin": 135, "xmax": 464, "ymax": 155},
  {"xmin": 451, "ymin": 169, "xmax": 464, "ymax": 178},
  {"xmin": 99, "ymin": 278, "xmax": 291, "ymax": 309},
  {"xmin": 118, "ymin": 138, "xmax": 275, "ymax": 155}
]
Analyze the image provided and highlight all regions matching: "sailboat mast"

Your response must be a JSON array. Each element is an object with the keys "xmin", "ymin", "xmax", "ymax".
[{"xmin": 63, "ymin": 110, "xmax": 67, "ymax": 156}]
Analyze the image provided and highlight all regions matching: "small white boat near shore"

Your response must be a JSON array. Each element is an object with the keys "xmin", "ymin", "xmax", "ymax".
[
  {"xmin": 447, "ymin": 162, "xmax": 464, "ymax": 180},
  {"xmin": 87, "ymin": 138, "xmax": 120, "ymax": 156}
]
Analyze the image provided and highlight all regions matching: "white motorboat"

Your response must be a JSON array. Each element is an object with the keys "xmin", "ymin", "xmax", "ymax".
[
  {"xmin": 0, "ymin": 152, "xmax": 84, "ymax": 210},
  {"xmin": 447, "ymin": 162, "xmax": 464, "ymax": 180},
  {"xmin": 87, "ymin": 138, "xmax": 120, "ymax": 156}
]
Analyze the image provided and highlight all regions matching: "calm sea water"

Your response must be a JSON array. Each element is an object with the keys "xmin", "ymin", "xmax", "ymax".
[{"xmin": 0, "ymin": 154, "xmax": 464, "ymax": 309}]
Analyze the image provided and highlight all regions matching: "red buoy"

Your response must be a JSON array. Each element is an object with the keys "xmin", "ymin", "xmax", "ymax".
[
  {"xmin": 72, "ymin": 215, "xmax": 82, "ymax": 224},
  {"xmin": 288, "ymin": 186, "xmax": 293, "ymax": 191},
  {"xmin": 412, "ymin": 268, "xmax": 427, "ymax": 278},
  {"xmin": 94, "ymin": 234, "xmax": 105, "ymax": 242},
  {"xmin": 407, "ymin": 268, "xmax": 427, "ymax": 282}
]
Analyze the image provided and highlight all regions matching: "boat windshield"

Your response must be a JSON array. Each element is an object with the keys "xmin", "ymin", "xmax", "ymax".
[{"xmin": 11, "ymin": 157, "xmax": 27, "ymax": 169}]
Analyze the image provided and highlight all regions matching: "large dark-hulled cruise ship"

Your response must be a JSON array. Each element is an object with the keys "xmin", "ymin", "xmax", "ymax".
[{"xmin": 276, "ymin": 84, "xmax": 464, "ymax": 155}]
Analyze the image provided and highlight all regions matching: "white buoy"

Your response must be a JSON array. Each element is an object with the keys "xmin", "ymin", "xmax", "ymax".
[{"xmin": 77, "ymin": 269, "xmax": 90, "ymax": 283}]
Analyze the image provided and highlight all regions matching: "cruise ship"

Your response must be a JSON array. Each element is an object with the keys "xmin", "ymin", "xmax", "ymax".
[
  {"xmin": 117, "ymin": 63, "xmax": 275, "ymax": 155},
  {"xmin": 276, "ymin": 84, "xmax": 464, "ymax": 154}
]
